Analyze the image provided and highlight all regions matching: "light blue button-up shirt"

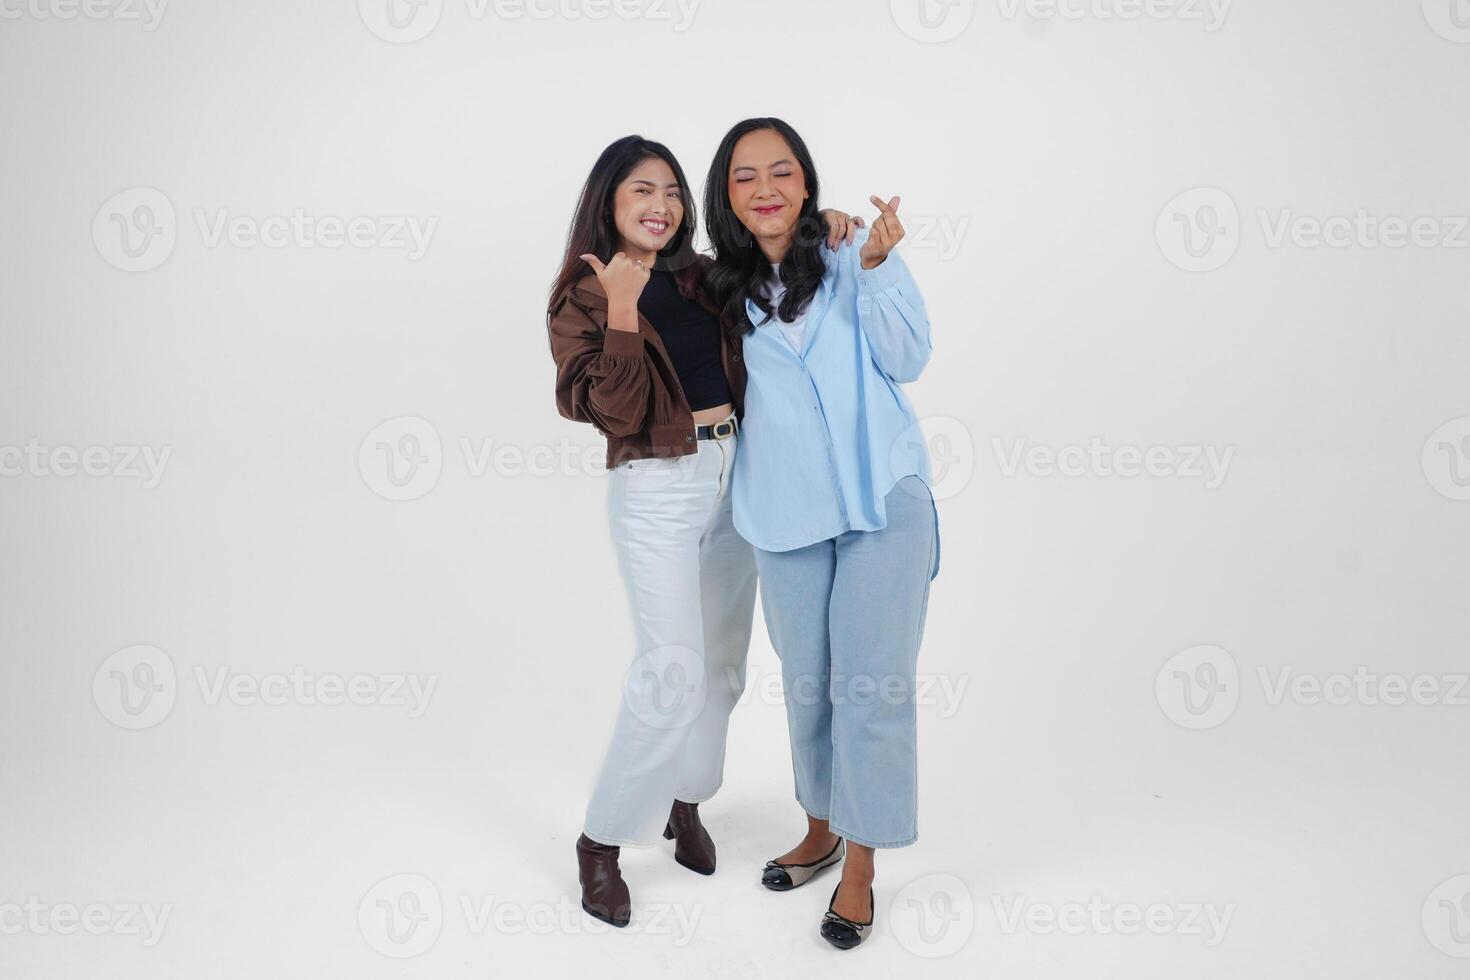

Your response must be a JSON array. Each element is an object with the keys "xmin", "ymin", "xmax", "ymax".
[{"xmin": 731, "ymin": 228, "xmax": 938, "ymax": 573}]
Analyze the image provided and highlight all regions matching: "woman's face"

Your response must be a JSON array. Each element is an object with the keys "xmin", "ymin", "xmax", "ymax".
[
  {"xmin": 727, "ymin": 128, "xmax": 809, "ymax": 246},
  {"xmin": 612, "ymin": 157, "xmax": 684, "ymax": 255}
]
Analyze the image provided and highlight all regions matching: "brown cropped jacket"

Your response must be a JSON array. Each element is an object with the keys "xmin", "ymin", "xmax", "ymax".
[{"xmin": 547, "ymin": 261, "xmax": 746, "ymax": 469}]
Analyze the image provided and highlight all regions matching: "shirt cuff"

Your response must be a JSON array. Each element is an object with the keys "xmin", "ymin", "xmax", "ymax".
[
  {"xmin": 601, "ymin": 326, "xmax": 645, "ymax": 359},
  {"xmin": 856, "ymin": 252, "xmax": 905, "ymax": 294}
]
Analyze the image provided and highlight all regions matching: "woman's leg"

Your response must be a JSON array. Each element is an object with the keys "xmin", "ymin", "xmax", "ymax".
[
  {"xmin": 582, "ymin": 444, "xmax": 726, "ymax": 847},
  {"xmin": 752, "ymin": 535, "xmax": 841, "ymax": 861},
  {"xmin": 674, "ymin": 437, "xmax": 758, "ymax": 803},
  {"xmin": 826, "ymin": 476, "xmax": 938, "ymax": 917}
]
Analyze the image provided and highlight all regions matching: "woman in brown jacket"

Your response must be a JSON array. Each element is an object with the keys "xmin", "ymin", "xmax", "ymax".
[{"xmin": 548, "ymin": 135, "xmax": 860, "ymax": 928}]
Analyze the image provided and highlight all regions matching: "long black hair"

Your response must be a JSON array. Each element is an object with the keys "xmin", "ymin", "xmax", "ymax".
[
  {"xmin": 548, "ymin": 135, "xmax": 704, "ymax": 312},
  {"xmin": 702, "ymin": 117, "xmax": 825, "ymax": 334}
]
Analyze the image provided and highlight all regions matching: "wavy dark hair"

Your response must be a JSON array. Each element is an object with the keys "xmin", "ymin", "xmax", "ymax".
[
  {"xmin": 703, "ymin": 117, "xmax": 825, "ymax": 334},
  {"xmin": 548, "ymin": 135, "xmax": 704, "ymax": 312}
]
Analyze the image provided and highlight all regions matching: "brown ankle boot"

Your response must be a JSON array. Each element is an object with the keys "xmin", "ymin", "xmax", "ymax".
[
  {"xmin": 663, "ymin": 800, "xmax": 716, "ymax": 875},
  {"xmin": 576, "ymin": 833, "xmax": 631, "ymax": 927}
]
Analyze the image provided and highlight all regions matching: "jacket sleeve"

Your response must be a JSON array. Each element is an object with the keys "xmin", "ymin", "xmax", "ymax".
[
  {"xmin": 548, "ymin": 293, "xmax": 654, "ymax": 437},
  {"xmin": 851, "ymin": 231, "xmax": 932, "ymax": 384}
]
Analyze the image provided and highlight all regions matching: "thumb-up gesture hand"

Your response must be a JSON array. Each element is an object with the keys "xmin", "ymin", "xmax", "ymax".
[{"xmin": 581, "ymin": 252, "xmax": 651, "ymax": 307}]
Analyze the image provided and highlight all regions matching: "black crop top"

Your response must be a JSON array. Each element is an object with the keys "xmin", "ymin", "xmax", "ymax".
[{"xmin": 636, "ymin": 270, "xmax": 733, "ymax": 412}]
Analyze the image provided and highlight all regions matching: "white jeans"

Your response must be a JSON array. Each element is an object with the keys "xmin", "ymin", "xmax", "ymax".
[{"xmin": 582, "ymin": 433, "xmax": 758, "ymax": 847}]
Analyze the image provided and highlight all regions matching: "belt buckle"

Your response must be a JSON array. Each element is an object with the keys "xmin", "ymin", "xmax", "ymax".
[{"xmin": 711, "ymin": 419, "xmax": 735, "ymax": 440}]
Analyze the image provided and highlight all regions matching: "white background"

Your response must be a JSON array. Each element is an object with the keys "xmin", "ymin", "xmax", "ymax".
[{"xmin": 2, "ymin": 0, "xmax": 1469, "ymax": 977}]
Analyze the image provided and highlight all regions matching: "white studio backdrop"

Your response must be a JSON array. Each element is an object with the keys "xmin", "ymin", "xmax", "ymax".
[{"xmin": 1, "ymin": 1, "xmax": 1468, "ymax": 978}]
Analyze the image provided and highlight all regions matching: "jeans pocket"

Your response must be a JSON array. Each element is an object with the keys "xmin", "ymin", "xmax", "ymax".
[
  {"xmin": 624, "ymin": 455, "xmax": 682, "ymax": 471},
  {"xmin": 619, "ymin": 452, "xmax": 700, "ymax": 492}
]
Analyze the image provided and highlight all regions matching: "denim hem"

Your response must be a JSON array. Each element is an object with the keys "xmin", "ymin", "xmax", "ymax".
[
  {"xmin": 827, "ymin": 824, "xmax": 918, "ymax": 849},
  {"xmin": 799, "ymin": 802, "xmax": 831, "ymax": 821},
  {"xmin": 581, "ymin": 828, "xmax": 661, "ymax": 849},
  {"xmin": 674, "ymin": 788, "xmax": 720, "ymax": 804}
]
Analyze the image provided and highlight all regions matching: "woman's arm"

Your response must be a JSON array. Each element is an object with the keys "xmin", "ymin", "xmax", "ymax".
[
  {"xmin": 548, "ymin": 292, "xmax": 654, "ymax": 437},
  {"xmin": 852, "ymin": 197, "xmax": 932, "ymax": 383}
]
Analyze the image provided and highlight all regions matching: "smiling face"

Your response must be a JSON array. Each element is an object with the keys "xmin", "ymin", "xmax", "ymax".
[
  {"xmin": 727, "ymin": 128, "xmax": 809, "ymax": 257},
  {"xmin": 611, "ymin": 156, "xmax": 685, "ymax": 259}
]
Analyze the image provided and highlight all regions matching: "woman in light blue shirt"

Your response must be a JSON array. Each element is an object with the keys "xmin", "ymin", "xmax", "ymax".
[{"xmin": 703, "ymin": 117, "xmax": 941, "ymax": 951}]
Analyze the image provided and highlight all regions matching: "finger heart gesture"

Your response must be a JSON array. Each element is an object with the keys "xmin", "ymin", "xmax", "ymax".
[{"xmin": 859, "ymin": 195, "xmax": 904, "ymax": 270}]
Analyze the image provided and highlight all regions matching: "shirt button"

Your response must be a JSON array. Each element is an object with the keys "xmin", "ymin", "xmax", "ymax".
[{"xmin": 686, "ymin": 435, "xmax": 694, "ymax": 441}]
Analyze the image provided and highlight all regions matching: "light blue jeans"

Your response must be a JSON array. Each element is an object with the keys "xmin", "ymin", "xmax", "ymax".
[{"xmin": 753, "ymin": 476, "xmax": 940, "ymax": 848}]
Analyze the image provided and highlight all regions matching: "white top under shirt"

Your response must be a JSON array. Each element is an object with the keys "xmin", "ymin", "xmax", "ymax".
[{"xmin": 762, "ymin": 263, "xmax": 808, "ymax": 354}]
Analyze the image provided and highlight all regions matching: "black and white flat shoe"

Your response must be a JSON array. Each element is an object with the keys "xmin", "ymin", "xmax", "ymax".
[
  {"xmin": 819, "ymin": 883, "xmax": 874, "ymax": 950},
  {"xmin": 760, "ymin": 837, "xmax": 844, "ymax": 891}
]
